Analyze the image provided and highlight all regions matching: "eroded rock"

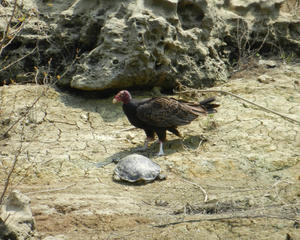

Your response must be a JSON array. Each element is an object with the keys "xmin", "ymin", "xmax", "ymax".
[
  {"xmin": 0, "ymin": 190, "xmax": 35, "ymax": 240},
  {"xmin": 70, "ymin": 0, "xmax": 228, "ymax": 90}
]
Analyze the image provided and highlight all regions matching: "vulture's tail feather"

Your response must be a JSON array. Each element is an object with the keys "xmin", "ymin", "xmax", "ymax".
[{"xmin": 199, "ymin": 97, "xmax": 219, "ymax": 114}]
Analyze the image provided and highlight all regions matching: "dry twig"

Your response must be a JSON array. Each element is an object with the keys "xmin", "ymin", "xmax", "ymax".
[
  {"xmin": 182, "ymin": 178, "xmax": 208, "ymax": 203},
  {"xmin": 153, "ymin": 213, "xmax": 299, "ymax": 228},
  {"xmin": 0, "ymin": 0, "xmax": 18, "ymax": 55},
  {"xmin": 175, "ymin": 89, "xmax": 300, "ymax": 125},
  {"xmin": 0, "ymin": 0, "xmax": 33, "ymax": 56},
  {"xmin": 0, "ymin": 46, "xmax": 37, "ymax": 73},
  {"xmin": 1, "ymin": 89, "xmax": 45, "ymax": 138},
  {"xmin": 25, "ymin": 183, "xmax": 76, "ymax": 195}
]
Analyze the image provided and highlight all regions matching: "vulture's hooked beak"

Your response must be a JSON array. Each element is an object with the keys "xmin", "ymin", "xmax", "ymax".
[{"xmin": 112, "ymin": 98, "xmax": 118, "ymax": 104}]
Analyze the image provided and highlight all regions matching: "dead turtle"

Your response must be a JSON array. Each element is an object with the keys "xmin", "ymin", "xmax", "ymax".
[{"xmin": 113, "ymin": 154, "xmax": 166, "ymax": 183}]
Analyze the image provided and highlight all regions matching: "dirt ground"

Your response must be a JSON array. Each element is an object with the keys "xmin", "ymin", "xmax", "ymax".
[{"xmin": 0, "ymin": 60, "xmax": 299, "ymax": 239}]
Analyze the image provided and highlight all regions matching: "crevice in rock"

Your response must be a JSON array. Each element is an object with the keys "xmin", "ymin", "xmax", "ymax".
[{"xmin": 177, "ymin": 0, "xmax": 205, "ymax": 30}]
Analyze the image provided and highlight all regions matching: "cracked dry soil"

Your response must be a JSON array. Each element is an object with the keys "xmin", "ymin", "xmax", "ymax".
[{"xmin": 0, "ymin": 62, "xmax": 300, "ymax": 239}]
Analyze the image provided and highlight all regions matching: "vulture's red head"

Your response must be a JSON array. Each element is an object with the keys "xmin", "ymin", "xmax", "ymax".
[{"xmin": 113, "ymin": 90, "xmax": 132, "ymax": 104}]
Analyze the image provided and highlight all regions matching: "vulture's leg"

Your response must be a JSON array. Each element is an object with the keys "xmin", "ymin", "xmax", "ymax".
[
  {"xmin": 140, "ymin": 137, "xmax": 152, "ymax": 150},
  {"xmin": 156, "ymin": 128, "xmax": 167, "ymax": 156},
  {"xmin": 136, "ymin": 129, "xmax": 155, "ymax": 151},
  {"xmin": 157, "ymin": 141, "xmax": 164, "ymax": 156}
]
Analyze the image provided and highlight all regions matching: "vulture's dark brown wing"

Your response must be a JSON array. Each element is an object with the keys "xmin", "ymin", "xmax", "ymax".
[{"xmin": 136, "ymin": 97, "xmax": 207, "ymax": 128}]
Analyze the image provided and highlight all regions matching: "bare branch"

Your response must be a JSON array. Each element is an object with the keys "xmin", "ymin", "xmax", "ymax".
[
  {"xmin": 56, "ymin": 48, "xmax": 81, "ymax": 82},
  {"xmin": 0, "ymin": 0, "xmax": 18, "ymax": 49},
  {"xmin": 0, "ymin": 142, "xmax": 22, "ymax": 205},
  {"xmin": 0, "ymin": 19, "xmax": 27, "ymax": 56},
  {"xmin": 0, "ymin": 45, "xmax": 37, "ymax": 73}
]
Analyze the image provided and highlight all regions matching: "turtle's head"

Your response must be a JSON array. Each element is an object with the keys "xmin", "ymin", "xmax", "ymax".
[{"xmin": 113, "ymin": 90, "xmax": 132, "ymax": 104}]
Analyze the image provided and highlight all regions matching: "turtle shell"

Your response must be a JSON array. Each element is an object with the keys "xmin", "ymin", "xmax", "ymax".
[{"xmin": 114, "ymin": 154, "xmax": 161, "ymax": 182}]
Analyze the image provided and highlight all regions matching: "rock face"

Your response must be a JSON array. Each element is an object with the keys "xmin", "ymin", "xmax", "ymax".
[
  {"xmin": 220, "ymin": 0, "xmax": 300, "ymax": 66},
  {"xmin": 0, "ymin": 190, "xmax": 35, "ymax": 240},
  {"xmin": 67, "ymin": 0, "xmax": 229, "ymax": 90},
  {"xmin": 0, "ymin": 0, "xmax": 299, "ymax": 90}
]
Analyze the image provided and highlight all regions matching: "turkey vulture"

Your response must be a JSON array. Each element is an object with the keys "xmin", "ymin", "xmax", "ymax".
[{"xmin": 113, "ymin": 90, "xmax": 219, "ymax": 156}]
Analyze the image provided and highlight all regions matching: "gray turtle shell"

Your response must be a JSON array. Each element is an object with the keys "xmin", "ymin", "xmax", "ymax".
[{"xmin": 114, "ymin": 154, "xmax": 161, "ymax": 182}]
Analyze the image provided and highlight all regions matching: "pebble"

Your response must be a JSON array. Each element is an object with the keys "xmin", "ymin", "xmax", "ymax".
[
  {"xmin": 268, "ymin": 145, "xmax": 277, "ymax": 151},
  {"xmin": 126, "ymin": 133, "xmax": 135, "ymax": 140},
  {"xmin": 258, "ymin": 59, "xmax": 277, "ymax": 68},
  {"xmin": 257, "ymin": 74, "xmax": 273, "ymax": 84}
]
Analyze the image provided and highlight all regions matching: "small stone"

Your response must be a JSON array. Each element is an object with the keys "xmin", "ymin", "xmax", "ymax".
[
  {"xmin": 258, "ymin": 59, "xmax": 277, "ymax": 68},
  {"xmin": 126, "ymin": 133, "xmax": 135, "ymax": 140},
  {"xmin": 28, "ymin": 110, "xmax": 46, "ymax": 124},
  {"xmin": 80, "ymin": 113, "xmax": 89, "ymax": 121},
  {"xmin": 116, "ymin": 133, "xmax": 122, "ymax": 138},
  {"xmin": 268, "ymin": 145, "xmax": 277, "ymax": 151},
  {"xmin": 257, "ymin": 74, "xmax": 273, "ymax": 84},
  {"xmin": 155, "ymin": 200, "xmax": 169, "ymax": 206},
  {"xmin": 245, "ymin": 145, "xmax": 251, "ymax": 151},
  {"xmin": 1, "ymin": 119, "xmax": 10, "ymax": 125},
  {"xmin": 131, "ymin": 139, "xmax": 139, "ymax": 144},
  {"xmin": 0, "ymin": 190, "xmax": 35, "ymax": 240},
  {"xmin": 43, "ymin": 235, "xmax": 67, "ymax": 240}
]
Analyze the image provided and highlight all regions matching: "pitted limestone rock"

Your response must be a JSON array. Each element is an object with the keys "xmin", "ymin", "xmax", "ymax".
[{"xmin": 0, "ymin": 190, "xmax": 35, "ymax": 240}]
